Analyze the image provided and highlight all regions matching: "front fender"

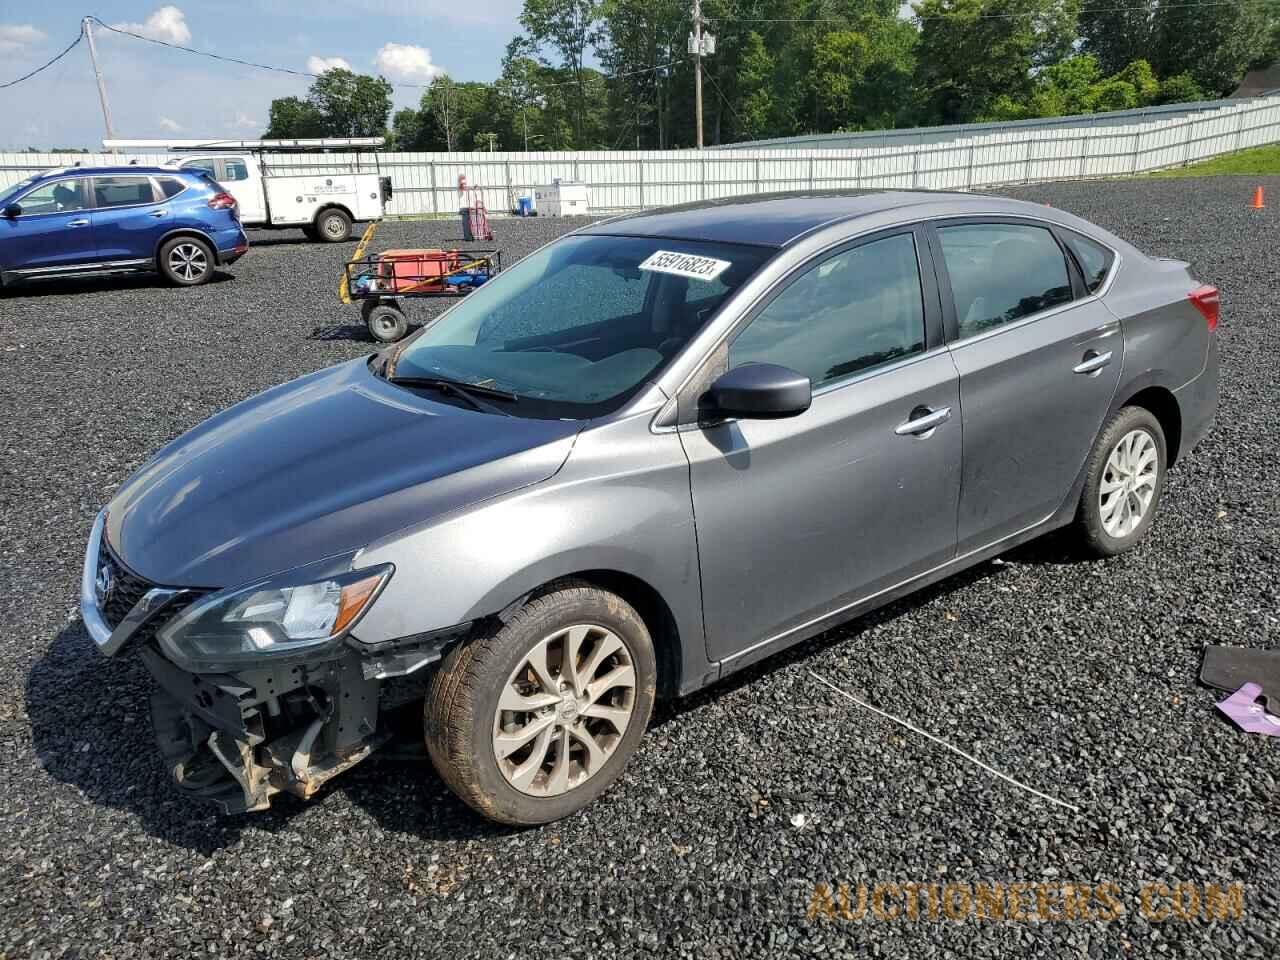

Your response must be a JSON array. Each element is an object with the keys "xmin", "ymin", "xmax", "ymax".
[{"xmin": 351, "ymin": 412, "xmax": 712, "ymax": 693}]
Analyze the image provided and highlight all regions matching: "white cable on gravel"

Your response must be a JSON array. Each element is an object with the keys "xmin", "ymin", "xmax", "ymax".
[{"xmin": 808, "ymin": 669, "xmax": 1082, "ymax": 813}]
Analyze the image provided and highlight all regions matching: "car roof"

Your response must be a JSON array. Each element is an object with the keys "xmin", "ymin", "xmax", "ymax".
[
  {"xmin": 36, "ymin": 165, "xmax": 185, "ymax": 179},
  {"xmin": 582, "ymin": 190, "xmax": 1036, "ymax": 248}
]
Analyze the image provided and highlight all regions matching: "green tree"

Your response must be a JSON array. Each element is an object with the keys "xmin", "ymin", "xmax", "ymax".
[
  {"xmin": 914, "ymin": 0, "xmax": 1080, "ymax": 124},
  {"xmin": 308, "ymin": 69, "xmax": 394, "ymax": 137},
  {"xmin": 265, "ymin": 69, "xmax": 392, "ymax": 139},
  {"xmin": 520, "ymin": 0, "xmax": 603, "ymax": 144},
  {"xmin": 264, "ymin": 96, "xmax": 326, "ymax": 138}
]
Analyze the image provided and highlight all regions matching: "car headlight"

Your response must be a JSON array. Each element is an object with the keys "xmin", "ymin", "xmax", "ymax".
[{"xmin": 157, "ymin": 560, "xmax": 393, "ymax": 673}]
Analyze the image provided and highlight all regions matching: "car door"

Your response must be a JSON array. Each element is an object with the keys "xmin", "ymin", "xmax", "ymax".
[
  {"xmin": 88, "ymin": 175, "xmax": 171, "ymax": 263},
  {"xmin": 929, "ymin": 218, "xmax": 1123, "ymax": 554},
  {"xmin": 678, "ymin": 227, "xmax": 962, "ymax": 664},
  {"xmin": 0, "ymin": 177, "xmax": 95, "ymax": 271}
]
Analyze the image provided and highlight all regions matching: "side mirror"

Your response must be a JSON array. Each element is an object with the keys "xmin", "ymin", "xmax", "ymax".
[
  {"xmin": 703, "ymin": 363, "xmax": 811, "ymax": 421},
  {"xmin": 2, "ymin": 203, "xmax": 20, "ymax": 218}
]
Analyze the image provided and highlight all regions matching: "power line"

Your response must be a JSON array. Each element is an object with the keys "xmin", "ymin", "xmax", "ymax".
[
  {"xmin": 88, "ymin": 14, "xmax": 684, "ymax": 92},
  {"xmin": 0, "ymin": 24, "xmax": 85, "ymax": 89}
]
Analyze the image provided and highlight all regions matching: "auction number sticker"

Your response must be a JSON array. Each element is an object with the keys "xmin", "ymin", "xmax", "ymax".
[{"xmin": 639, "ymin": 250, "xmax": 732, "ymax": 282}]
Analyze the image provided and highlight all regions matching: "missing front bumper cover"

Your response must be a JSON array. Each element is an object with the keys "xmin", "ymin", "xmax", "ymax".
[{"xmin": 142, "ymin": 645, "xmax": 388, "ymax": 814}]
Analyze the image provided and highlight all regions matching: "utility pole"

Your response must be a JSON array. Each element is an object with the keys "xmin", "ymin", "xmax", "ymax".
[
  {"xmin": 696, "ymin": 0, "xmax": 706, "ymax": 148},
  {"xmin": 83, "ymin": 17, "xmax": 117, "ymax": 151}
]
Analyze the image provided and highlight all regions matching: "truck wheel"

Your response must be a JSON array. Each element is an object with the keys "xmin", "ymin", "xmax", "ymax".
[
  {"xmin": 363, "ymin": 302, "xmax": 408, "ymax": 343},
  {"xmin": 424, "ymin": 582, "xmax": 657, "ymax": 825},
  {"xmin": 158, "ymin": 236, "xmax": 215, "ymax": 287},
  {"xmin": 315, "ymin": 208, "xmax": 352, "ymax": 242}
]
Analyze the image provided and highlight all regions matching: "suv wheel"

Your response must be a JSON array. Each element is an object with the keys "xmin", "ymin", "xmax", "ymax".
[
  {"xmin": 159, "ymin": 237, "xmax": 214, "ymax": 287},
  {"xmin": 315, "ymin": 208, "xmax": 352, "ymax": 242},
  {"xmin": 1076, "ymin": 405, "xmax": 1167, "ymax": 557},
  {"xmin": 425, "ymin": 582, "xmax": 657, "ymax": 825}
]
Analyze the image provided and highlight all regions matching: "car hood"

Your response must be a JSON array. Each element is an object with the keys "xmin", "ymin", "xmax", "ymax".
[{"xmin": 105, "ymin": 359, "xmax": 581, "ymax": 587}]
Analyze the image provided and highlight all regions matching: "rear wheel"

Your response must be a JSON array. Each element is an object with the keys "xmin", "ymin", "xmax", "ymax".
[
  {"xmin": 1075, "ymin": 406, "xmax": 1166, "ymax": 557},
  {"xmin": 363, "ymin": 301, "xmax": 408, "ymax": 343},
  {"xmin": 424, "ymin": 582, "xmax": 657, "ymax": 825},
  {"xmin": 315, "ymin": 208, "xmax": 352, "ymax": 242},
  {"xmin": 158, "ymin": 236, "xmax": 214, "ymax": 287}
]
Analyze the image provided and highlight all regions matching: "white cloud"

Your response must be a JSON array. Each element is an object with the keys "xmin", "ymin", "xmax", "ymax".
[
  {"xmin": 112, "ymin": 6, "xmax": 192, "ymax": 44},
  {"xmin": 0, "ymin": 24, "xmax": 46, "ymax": 52},
  {"xmin": 227, "ymin": 112, "xmax": 260, "ymax": 131},
  {"xmin": 374, "ymin": 43, "xmax": 442, "ymax": 83},
  {"xmin": 307, "ymin": 55, "xmax": 353, "ymax": 74},
  {"xmin": 158, "ymin": 116, "xmax": 183, "ymax": 132}
]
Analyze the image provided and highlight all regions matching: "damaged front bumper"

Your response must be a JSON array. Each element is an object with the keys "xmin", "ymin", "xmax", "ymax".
[
  {"xmin": 141, "ymin": 644, "xmax": 389, "ymax": 813},
  {"xmin": 81, "ymin": 510, "xmax": 470, "ymax": 814}
]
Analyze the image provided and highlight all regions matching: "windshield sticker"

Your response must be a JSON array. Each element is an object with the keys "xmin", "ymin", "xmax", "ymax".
[{"xmin": 639, "ymin": 250, "xmax": 732, "ymax": 282}]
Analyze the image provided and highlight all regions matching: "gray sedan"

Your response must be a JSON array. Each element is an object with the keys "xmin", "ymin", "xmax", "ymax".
[{"xmin": 81, "ymin": 192, "xmax": 1218, "ymax": 824}]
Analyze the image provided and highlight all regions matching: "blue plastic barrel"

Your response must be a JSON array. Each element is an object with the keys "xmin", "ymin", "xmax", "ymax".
[{"xmin": 516, "ymin": 196, "xmax": 533, "ymax": 217}]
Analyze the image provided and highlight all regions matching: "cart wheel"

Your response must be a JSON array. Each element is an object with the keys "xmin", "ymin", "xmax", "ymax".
[{"xmin": 364, "ymin": 302, "xmax": 409, "ymax": 343}]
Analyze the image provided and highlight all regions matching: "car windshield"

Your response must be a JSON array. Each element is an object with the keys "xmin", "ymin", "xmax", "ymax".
[{"xmin": 390, "ymin": 234, "xmax": 772, "ymax": 419}]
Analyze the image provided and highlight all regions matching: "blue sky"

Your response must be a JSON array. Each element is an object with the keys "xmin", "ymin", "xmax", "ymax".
[{"xmin": 0, "ymin": 2, "xmax": 527, "ymax": 149}]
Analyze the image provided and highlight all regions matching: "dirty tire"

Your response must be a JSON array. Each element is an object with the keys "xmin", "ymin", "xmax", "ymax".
[
  {"xmin": 1075, "ymin": 405, "xmax": 1167, "ymax": 558},
  {"xmin": 363, "ymin": 302, "xmax": 408, "ymax": 343},
  {"xmin": 424, "ymin": 582, "xmax": 657, "ymax": 825},
  {"xmin": 315, "ymin": 208, "xmax": 352, "ymax": 242}
]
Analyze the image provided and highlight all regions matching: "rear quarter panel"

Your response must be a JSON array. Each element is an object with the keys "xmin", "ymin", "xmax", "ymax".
[{"xmin": 1103, "ymin": 255, "xmax": 1211, "ymax": 414}]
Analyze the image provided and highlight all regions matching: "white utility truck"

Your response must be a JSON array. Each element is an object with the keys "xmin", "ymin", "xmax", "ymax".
[{"xmin": 103, "ymin": 138, "xmax": 393, "ymax": 243}]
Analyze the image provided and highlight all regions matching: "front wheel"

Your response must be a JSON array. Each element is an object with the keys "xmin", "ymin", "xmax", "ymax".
[
  {"xmin": 1075, "ymin": 405, "xmax": 1167, "ymax": 557},
  {"xmin": 424, "ymin": 583, "xmax": 657, "ymax": 825},
  {"xmin": 158, "ymin": 236, "xmax": 214, "ymax": 287}
]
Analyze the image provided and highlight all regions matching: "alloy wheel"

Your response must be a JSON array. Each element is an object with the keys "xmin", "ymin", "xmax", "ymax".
[
  {"xmin": 1099, "ymin": 428, "xmax": 1158, "ymax": 538},
  {"xmin": 492, "ymin": 623, "xmax": 637, "ymax": 797},
  {"xmin": 168, "ymin": 243, "xmax": 208, "ymax": 282}
]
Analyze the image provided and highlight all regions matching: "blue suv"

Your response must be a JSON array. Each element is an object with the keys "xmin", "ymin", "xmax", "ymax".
[{"xmin": 0, "ymin": 165, "xmax": 248, "ymax": 288}]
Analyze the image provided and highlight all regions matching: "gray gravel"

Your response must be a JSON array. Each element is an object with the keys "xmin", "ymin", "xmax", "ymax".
[{"xmin": 2, "ymin": 180, "xmax": 1278, "ymax": 958}]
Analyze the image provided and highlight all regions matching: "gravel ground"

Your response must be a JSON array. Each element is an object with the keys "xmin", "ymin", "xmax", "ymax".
[{"xmin": 1, "ymin": 179, "xmax": 1277, "ymax": 958}]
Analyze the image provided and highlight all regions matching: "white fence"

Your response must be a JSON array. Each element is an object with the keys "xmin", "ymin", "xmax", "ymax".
[{"xmin": 3, "ymin": 94, "xmax": 1278, "ymax": 217}]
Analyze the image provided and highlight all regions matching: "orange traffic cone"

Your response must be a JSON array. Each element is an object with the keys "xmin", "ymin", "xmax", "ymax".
[{"xmin": 1250, "ymin": 185, "xmax": 1265, "ymax": 209}]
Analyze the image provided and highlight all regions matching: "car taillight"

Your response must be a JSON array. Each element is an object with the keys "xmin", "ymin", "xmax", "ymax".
[
  {"xmin": 1188, "ymin": 285, "xmax": 1219, "ymax": 332},
  {"xmin": 208, "ymin": 192, "xmax": 237, "ymax": 210}
]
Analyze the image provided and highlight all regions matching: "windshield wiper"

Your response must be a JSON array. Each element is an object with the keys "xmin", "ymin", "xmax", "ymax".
[{"xmin": 387, "ymin": 376, "xmax": 516, "ymax": 416}]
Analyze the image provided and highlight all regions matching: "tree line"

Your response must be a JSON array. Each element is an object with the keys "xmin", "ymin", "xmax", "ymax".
[{"xmin": 266, "ymin": 0, "xmax": 1280, "ymax": 150}]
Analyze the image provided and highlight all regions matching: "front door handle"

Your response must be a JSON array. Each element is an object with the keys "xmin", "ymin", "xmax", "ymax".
[
  {"xmin": 149, "ymin": 209, "xmax": 168, "ymax": 218},
  {"xmin": 67, "ymin": 219, "xmax": 89, "ymax": 227},
  {"xmin": 1073, "ymin": 349, "xmax": 1113, "ymax": 375},
  {"xmin": 895, "ymin": 405, "xmax": 952, "ymax": 437}
]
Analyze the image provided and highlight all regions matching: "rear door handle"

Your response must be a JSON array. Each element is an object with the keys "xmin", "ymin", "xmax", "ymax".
[
  {"xmin": 67, "ymin": 219, "xmax": 89, "ymax": 227},
  {"xmin": 149, "ymin": 209, "xmax": 168, "ymax": 218},
  {"xmin": 895, "ymin": 405, "xmax": 952, "ymax": 437},
  {"xmin": 1073, "ymin": 350, "xmax": 1113, "ymax": 375}
]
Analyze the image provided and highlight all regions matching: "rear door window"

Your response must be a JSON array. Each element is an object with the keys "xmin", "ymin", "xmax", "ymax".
[
  {"xmin": 90, "ymin": 176, "xmax": 159, "ymax": 208},
  {"xmin": 17, "ymin": 178, "xmax": 88, "ymax": 214},
  {"xmin": 936, "ymin": 223, "xmax": 1073, "ymax": 338}
]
